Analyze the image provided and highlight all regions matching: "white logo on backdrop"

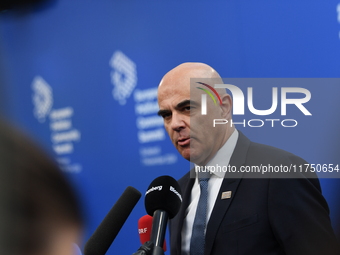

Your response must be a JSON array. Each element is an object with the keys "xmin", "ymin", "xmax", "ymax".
[
  {"xmin": 109, "ymin": 50, "xmax": 177, "ymax": 166},
  {"xmin": 32, "ymin": 76, "xmax": 53, "ymax": 123},
  {"xmin": 31, "ymin": 76, "xmax": 82, "ymax": 173},
  {"xmin": 109, "ymin": 50, "xmax": 137, "ymax": 105}
]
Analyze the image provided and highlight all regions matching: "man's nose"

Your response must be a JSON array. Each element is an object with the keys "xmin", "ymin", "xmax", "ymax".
[{"xmin": 171, "ymin": 112, "xmax": 186, "ymax": 132}]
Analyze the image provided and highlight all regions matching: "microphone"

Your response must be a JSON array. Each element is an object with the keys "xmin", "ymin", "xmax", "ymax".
[
  {"xmin": 144, "ymin": 175, "xmax": 182, "ymax": 255},
  {"xmin": 84, "ymin": 186, "xmax": 141, "ymax": 255},
  {"xmin": 138, "ymin": 215, "xmax": 166, "ymax": 251}
]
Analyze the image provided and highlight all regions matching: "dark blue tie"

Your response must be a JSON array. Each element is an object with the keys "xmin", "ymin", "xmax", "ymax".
[{"xmin": 190, "ymin": 175, "xmax": 210, "ymax": 255}]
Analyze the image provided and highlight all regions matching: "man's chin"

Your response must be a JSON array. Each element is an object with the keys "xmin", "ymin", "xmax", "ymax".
[
  {"xmin": 180, "ymin": 148, "xmax": 191, "ymax": 161},
  {"xmin": 188, "ymin": 151, "xmax": 204, "ymax": 165},
  {"xmin": 178, "ymin": 147, "xmax": 204, "ymax": 164}
]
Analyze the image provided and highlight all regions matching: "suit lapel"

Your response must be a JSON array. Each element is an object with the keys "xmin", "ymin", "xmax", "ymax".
[{"xmin": 204, "ymin": 131, "xmax": 251, "ymax": 255}]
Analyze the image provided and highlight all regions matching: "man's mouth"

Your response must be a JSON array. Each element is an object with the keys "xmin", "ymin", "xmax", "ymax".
[{"xmin": 177, "ymin": 137, "xmax": 190, "ymax": 146}]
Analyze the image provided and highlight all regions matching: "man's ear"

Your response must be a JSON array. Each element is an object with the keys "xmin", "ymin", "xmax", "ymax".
[{"xmin": 220, "ymin": 94, "xmax": 232, "ymax": 119}]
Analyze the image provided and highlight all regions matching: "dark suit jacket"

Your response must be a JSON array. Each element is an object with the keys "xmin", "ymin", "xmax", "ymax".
[{"xmin": 169, "ymin": 131, "xmax": 340, "ymax": 255}]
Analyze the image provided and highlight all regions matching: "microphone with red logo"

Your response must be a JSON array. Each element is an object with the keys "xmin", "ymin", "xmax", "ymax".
[
  {"xmin": 133, "ymin": 176, "xmax": 182, "ymax": 255},
  {"xmin": 138, "ymin": 215, "xmax": 166, "ymax": 251}
]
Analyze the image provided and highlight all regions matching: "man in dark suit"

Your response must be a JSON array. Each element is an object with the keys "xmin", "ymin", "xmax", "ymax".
[{"xmin": 157, "ymin": 63, "xmax": 339, "ymax": 255}]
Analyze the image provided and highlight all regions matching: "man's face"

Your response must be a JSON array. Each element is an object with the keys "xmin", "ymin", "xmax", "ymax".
[{"xmin": 158, "ymin": 75, "xmax": 231, "ymax": 166}]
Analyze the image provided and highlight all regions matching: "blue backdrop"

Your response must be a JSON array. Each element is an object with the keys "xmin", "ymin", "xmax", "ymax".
[{"xmin": 0, "ymin": 1, "xmax": 339, "ymax": 254}]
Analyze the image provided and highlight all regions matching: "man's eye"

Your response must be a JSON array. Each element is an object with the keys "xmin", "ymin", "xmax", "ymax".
[
  {"xmin": 183, "ymin": 106, "xmax": 191, "ymax": 111},
  {"xmin": 161, "ymin": 113, "xmax": 171, "ymax": 119}
]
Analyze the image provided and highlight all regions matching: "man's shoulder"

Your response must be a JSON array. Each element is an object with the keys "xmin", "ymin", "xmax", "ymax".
[
  {"xmin": 235, "ymin": 131, "xmax": 317, "ymax": 179},
  {"xmin": 238, "ymin": 131, "xmax": 307, "ymax": 164},
  {"xmin": 247, "ymin": 140, "xmax": 307, "ymax": 164}
]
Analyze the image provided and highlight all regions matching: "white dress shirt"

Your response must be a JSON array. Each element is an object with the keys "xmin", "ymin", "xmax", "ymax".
[{"xmin": 181, "ymin": 129, "xmax": 239, "ymax": 255}]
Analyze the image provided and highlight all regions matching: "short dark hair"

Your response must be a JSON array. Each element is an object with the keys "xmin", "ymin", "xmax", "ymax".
[{"xmin": 0, "ymin": 119, "xmax": 83, "ymax": 255}]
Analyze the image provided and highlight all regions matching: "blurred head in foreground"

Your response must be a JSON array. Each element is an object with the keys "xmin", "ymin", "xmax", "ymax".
[{"xmin": 0, "ymin": 120, "xmax": 83, "ymax": 255}]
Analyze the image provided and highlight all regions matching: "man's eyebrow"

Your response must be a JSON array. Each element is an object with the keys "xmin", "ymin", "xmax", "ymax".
[
  {"xmin": 157, "ymin": 100, "xmax": 199, "ymax": 116},
  {"xmin": 175, "ymin": 99, "xmax": 198, "ymax": 110},
  {"xmin": 157, "ymin": 109, "xmax": 171, "ymax": 116}
]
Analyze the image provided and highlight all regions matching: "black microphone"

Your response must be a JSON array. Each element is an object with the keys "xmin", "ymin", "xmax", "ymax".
[
  {"xmin": 144, "ymin": 176, "xmax": 182, "ymax": 255},
  {"xmin": 84, "ymin": 186, "xmax": 141, "ymax": 255}
]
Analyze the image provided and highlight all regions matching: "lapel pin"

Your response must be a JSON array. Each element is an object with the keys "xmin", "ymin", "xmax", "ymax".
[{"xmin": 221, "ymin": 191, "xmax": 232, "ymax": 199}]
